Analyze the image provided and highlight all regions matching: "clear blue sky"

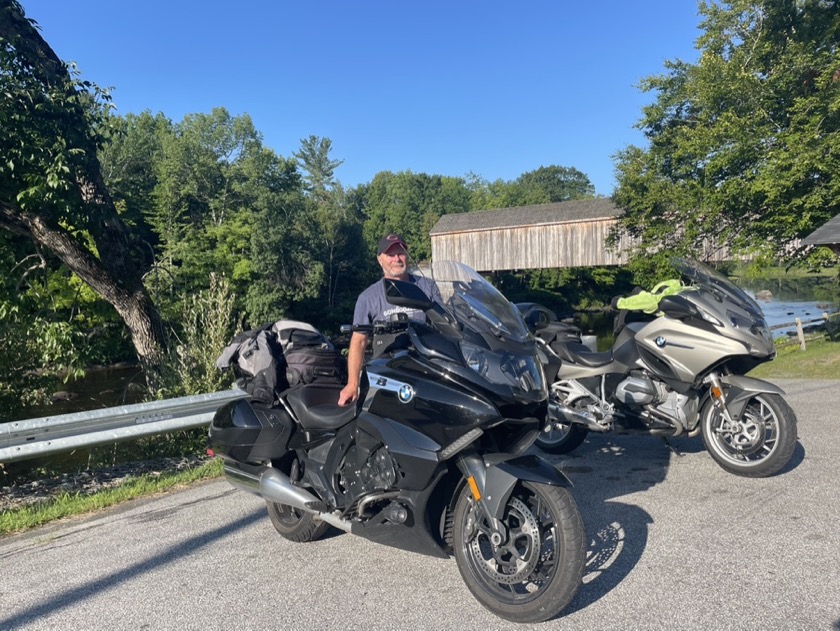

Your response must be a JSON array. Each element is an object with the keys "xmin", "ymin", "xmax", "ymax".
[{"xmin": 22, "ymin": 1, "xmax": 702, "ymax": 197}]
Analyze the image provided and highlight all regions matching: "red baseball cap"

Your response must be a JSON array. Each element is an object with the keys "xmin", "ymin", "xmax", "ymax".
[{"xmin": 377, "ymin": 233, "xmax": 408, "ymax": 255}]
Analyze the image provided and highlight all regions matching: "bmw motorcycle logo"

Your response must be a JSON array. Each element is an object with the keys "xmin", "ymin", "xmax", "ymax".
[
  {"xmin": 655, "ymin": 336, "xmax": 666, "ymax": 348},
  {"xmin": 398, "ymin": 384, "xmax": 415, "ymax": 403}
]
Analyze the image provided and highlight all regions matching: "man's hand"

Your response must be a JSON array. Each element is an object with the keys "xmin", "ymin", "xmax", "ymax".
[
  {"xmin": 338, "ymin": 383, "xmax": 358, "ymax": 406},
  {"xmin": 338, "ymin": 331, "xmax": 368, "ymax": 406}
]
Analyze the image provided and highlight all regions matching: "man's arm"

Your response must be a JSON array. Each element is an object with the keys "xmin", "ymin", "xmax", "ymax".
[{"xmin": 338, "ymin": 331, "xmax": 368, "ymax": 405}]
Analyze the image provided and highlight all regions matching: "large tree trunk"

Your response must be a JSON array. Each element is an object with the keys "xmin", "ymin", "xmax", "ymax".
[
  {"xmin": 0, "ymin": 3, "xmax": 167, "ymax": 368},
  {"xmin": 0, "ymin": 201, "xmax": 165, "ymax": 367}
]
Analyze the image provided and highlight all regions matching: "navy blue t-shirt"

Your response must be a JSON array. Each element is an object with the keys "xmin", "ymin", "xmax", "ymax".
[{"xmin": 352, "ymin": 275, "xmax": 441, "ymax": 327}]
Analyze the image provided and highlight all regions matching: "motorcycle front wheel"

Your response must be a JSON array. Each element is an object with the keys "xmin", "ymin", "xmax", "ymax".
[
  {"xmin": 452, "ymin": 481, "xmax": 585, "ymax": 623},
  {"xmin": 701, "ymin": 392, "xmax": 798, "ymax": 477}
]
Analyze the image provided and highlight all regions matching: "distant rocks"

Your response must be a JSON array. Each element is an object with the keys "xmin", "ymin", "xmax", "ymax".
[
  {"xmin": 754, "ymin": 289, "xmax": 773, "ymax": 301},
  {"xmin": 51, "ymin": 391, "xmax": 79, "ymax": 402}
]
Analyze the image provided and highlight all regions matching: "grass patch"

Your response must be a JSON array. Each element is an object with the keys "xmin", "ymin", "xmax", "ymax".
[
  {"xmin": 750, "ymin": 337, "xmax": 840, "ymax": 380},
  {"xmin": 0, "ymin": 458, "xmax": 222, "ymax": 537}
]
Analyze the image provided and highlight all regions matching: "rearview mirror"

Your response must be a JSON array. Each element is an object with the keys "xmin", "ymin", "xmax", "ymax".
[
  {"xmin": 384, "ymin": 279, "xmax": 434, "ymax": 310},
  {"xmin": 658, "ymin": 294, "xmax": 700, "ymax": 319}
]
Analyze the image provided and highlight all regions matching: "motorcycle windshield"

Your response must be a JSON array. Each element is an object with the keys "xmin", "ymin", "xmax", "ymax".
[
  {"xmin": 422, "ymin": 261, "xmax": 546, "ymax": 402},
  {"xmin": 671, "ymin": 257, "xmax": 765, "ymax": 318},
  {"xmin": 427, "ymin": 261, "xmax": 531, "ymax": 342}
]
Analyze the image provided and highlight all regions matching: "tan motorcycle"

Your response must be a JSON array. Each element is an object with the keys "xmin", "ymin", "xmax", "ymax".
[{"xmin": 525, "ymin": 258, "xmax": 798, "ymax": 478}]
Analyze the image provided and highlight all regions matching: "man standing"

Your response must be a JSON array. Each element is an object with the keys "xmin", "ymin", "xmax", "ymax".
[{"xmin": 338, "ymin": 234, "xmax": 440, "ymax": 405}]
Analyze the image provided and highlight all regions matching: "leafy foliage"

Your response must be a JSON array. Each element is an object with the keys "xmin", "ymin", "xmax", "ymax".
[
  {"xmin": 613, "ymin": 0, "xmax": 840, "ymax": 263},
  {"xmin": 363, "ymin": 170, "xmax": 472, "ymax": 262},
  {"xmin": 0, "ymin": 299, "xmax": 85, "ymax": 421},
  {"xmin": 467, "ymin": 165, "xmax": 596, "ymax": 211},
  {"xmin": 1, "ymin": 1, "xmax": 167, "ymax": 368},
  {"xmin": 151, "ymin": 274, "xmax": 238, "ymax": 399}
]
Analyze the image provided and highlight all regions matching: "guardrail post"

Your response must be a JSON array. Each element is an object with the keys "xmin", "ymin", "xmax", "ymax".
[{"xmin": 795, "ymin": 317, "xmax": 806, "ymax": 351}]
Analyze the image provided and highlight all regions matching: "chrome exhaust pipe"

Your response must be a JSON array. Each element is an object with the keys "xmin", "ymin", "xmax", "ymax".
[
  {"xmin": 223, "ymin": 462, "xmax": 324, "ymax": 513},
  {"xmin": 548, "ymin": 401, "xmax": 610, "ymax": 432},
  {"xmin": 223, "ymin": 461, "xmax": 355, "ymax": 534}
]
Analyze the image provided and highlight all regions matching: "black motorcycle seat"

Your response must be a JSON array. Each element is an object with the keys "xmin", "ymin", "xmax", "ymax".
[
  {"xmin": 551, "ymin": 341, "xmax": 613, "ymax": 368},
  {"xmin": 285, "ymin": 383, "xmax": 357, "ymax": 430}
]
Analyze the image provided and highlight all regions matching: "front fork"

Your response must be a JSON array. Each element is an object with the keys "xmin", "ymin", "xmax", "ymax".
[
  {"xmin": 705, "ymin": 371, "xmax": 736, "ymax": 426},
  {"xmin": 456, "ymin": 453, "xmax": 509, "ymax": 546}
]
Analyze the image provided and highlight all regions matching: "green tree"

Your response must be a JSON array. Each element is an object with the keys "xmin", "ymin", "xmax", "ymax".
[
  {"xmin": 293, "ymin": 136, "xmax": 362, "ymax": 312},
  {"xmin": 466, "ymin": 165, "xmax": 595, "ymax": 211},
  {"xmin": 144, "ymin": 108, "xmax": 300, "ymax": 323},
  {"xmin": 516, "ymin": 165, "xmax": 596, "ymax": 203},
  {"xmin": 613, "ymin": 0, "xmax": 840, "ymax": 263},
  {"xmin": 362, "ymin": 170, "xmax": 472, "ymax": 262},
  {"xmin": 294, "ymin": 135, "xmax": 344, "ymax": 204},
  {"xmin": 99, "ymin": 110, "xmax": 171, "ymax": 254},
  {"xmin": 245, "ymin": 173, "xmax": 323, "ymax": 325},
  {"xmin": 0, "ymin": 2, "xmax": 166, "ymax": 367}
]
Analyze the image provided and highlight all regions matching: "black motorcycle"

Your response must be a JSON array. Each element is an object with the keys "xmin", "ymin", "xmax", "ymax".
[{"xmin": 208, "ymin": 261, "xmax": 585, "ymax": 623}]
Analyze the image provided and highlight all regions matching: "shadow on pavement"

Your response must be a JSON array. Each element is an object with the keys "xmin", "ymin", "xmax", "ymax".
[
  {"xmin": 541, "ymin": 432, "xmax": 674, "ymax": 615},
  {"xmin": 0, "ymin": 507, "xmax": 265, "ymax": 630},
  {"xmin": 543, "ymin": 424, "xmax": 807, "ymax": 617}
]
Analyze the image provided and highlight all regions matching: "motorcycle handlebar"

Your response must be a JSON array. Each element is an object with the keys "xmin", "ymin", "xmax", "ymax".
[{"xmin": 340, "ymin": 320, "xmax": 410, "ymax": 335}]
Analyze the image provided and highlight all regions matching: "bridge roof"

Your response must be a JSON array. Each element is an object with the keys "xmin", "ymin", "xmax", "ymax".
[
  {"xmin": 430, "ymin": 198, "xmax": 621, "ymax": 234},
  {"xmin": 802, "ymin": 213, "xmax": 840, "ymax": 246}
]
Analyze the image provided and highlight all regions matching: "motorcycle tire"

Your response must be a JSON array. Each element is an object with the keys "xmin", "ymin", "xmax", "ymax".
[
  {"xmin": 452, "ymin": 480, "xmax": 585, "ymax": 623},
  {"xmin": 701, "ymin": 392, "xmax": 798, "ymax": 478},
  {"xmin": 266, "ymin": 501, "xmax": 330, "ymax": 543},
  {"xmin": 535, "ymin": 422, "xmax": 589, "ymax": 455}
]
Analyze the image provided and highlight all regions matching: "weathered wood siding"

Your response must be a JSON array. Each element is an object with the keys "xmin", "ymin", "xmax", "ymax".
[
  {"xmin": 429, "ymin": 200, "xmax": 741, "ymax": 271},
  {"xmin": 432, "ymin": 218, "xmax": 634, "ymax": 271}
]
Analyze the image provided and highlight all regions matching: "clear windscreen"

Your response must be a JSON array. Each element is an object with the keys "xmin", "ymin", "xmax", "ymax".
[{"xmin": 423, "ymin": 260, "xmax": 531, "ymax": 342}]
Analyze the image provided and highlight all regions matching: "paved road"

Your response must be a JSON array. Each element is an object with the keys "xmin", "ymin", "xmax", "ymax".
[{"xmin": 1, "ymin": 379, "xmax": 839, "ymax": 631}]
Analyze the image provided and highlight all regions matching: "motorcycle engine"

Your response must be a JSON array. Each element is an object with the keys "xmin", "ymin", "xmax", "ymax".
[
  {"xmin": 614, "ymin": 376, "xmax": 657, "ymax": 405},
  {"xmin": 650, "ymin": 384, "xmax": 699, "ymax": 430},
  {"xmin": 338, "ymin": 440, "xmax": 399, "ymax": 501},
  {"xmin": 615, "ymin": 375, "xmax": 699, "ymax": 431}
]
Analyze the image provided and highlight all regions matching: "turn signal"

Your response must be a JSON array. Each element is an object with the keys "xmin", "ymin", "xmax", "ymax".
[
  {"xmin": 711, "ymin": 386, "xmax": 722, "ymax": 399},
  {"xmin": 467, "ymin": 476, "xmax": 482, "ymax": 501}
]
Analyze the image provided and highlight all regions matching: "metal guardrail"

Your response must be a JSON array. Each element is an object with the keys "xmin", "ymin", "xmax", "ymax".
[{"xmin": 0, "ymin": 389, "xmax": 249, "ymax": 464}]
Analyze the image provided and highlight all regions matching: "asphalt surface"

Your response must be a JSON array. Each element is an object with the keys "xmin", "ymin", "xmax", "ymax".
[{"xmin": 1, "ymin": 379, "xmax": 839, "ymax": 631}]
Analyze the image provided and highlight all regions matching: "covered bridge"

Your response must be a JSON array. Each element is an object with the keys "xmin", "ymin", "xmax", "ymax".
[{"xmin": 430, "ymin": 198, "xmax": 633, "ymax": 272}]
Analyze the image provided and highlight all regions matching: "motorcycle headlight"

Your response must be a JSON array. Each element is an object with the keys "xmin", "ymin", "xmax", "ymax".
[
  {"xmin": 726, "ymin": 309, "xmax": 753, "ymax": 329},
  {"xmin": 699, "ymin": 307, "xmax": 723, "ymax": 326},
  {"xmin": 726, "ymin": 310, "xmax": 771, "ymax": 340},
  {"xmin": 460, "ymin": 341, "xmax": 488, "ymax": 376},
  {"xmin": 502, "ymin": 353, "xmax": 546, "ymax": 394},
  {"xmin": 459, "ymin": 341, "xmax": 545, "ymax": 395}
]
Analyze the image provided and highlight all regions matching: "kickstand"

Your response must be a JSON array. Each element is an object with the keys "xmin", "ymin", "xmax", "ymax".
[{"xmin": 661, "ymin": 436, "xmax": 683, "ymax": 456}]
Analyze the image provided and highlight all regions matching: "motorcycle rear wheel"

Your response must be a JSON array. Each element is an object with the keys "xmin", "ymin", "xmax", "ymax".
[
  {"xmin": 535, "ymin": 421, "xmax": 589, "ymax": 454},
  {"xmin": 453, "ymin": 481, "xmax": 585, "ymax": 623},
  {"xmin": 701, "ymin": 392, "xmax": 797, "ymax": 478},
  {"xmin": 266, "ymin": 501, "xmax": 330, "ymax": 542}
]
